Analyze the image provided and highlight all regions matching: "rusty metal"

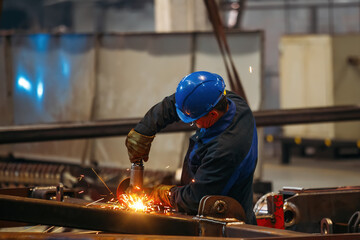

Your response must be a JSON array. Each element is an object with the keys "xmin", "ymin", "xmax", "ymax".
[
  {"xmin": 198, "ymin": 195, "xmax": 246, "ymax": 221},
  {"xmin": 0, "ymin": 105, "xmax": 359, "ymax": 145}
]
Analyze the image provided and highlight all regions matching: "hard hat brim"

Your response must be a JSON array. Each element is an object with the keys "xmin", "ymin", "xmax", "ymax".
[{"xmin": 176, "ymin": 107, "xmax": 198, "ymax": 123}]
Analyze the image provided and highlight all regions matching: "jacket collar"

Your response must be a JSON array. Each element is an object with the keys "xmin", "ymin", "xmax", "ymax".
[{"xmin": 194, "ymin": 99, "xmax": 236, "ymax": 144}]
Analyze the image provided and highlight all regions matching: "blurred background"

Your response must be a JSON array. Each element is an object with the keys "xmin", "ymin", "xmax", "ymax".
[{"xmin": 0, "ymin": 0, "xmax": 359, "ymax": 198}]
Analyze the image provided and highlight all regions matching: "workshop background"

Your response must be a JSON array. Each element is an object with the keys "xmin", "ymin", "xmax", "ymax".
[{"xmin": 0, "ymin": 0, "xmax": 360, "ymax": 214}]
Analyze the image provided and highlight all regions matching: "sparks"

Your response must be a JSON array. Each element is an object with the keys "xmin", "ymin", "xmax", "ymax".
[
  {"xmin": 86, "ymin": 198, "xmax": 104, "ymax": 207},
  {"xmin": 91, "ymin": 168, "xmax": 114, "ymax": 196},
  {"xmin": 118, "ymin": 193, "xmax": 150, "ymax": 212}
]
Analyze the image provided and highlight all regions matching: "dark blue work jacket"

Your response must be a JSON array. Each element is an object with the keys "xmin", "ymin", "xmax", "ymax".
[{"xmin": 135, "ymin": 91, "xmax": 258, "ymax": 224}]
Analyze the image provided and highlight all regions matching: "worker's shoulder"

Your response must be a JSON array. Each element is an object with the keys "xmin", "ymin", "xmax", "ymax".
[
  {"xmin": 226, "ymin": 91, "xmax": 253, "ymax": 119},
  {"xmin": 226, "ymin": 91, "xmax": 249, "ymax": 107}
]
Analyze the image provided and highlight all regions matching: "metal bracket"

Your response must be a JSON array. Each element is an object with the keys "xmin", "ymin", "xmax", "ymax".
[{"xmin": 197, "ymin": 195, "xmax": 246, "ymax": 221}]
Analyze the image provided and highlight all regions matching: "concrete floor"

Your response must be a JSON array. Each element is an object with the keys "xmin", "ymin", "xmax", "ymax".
[{"xmin": 260, "ymin": 154, "xmax": 360, "ymax": 193}]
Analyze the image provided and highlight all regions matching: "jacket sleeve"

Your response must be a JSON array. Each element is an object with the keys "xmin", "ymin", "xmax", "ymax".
[
  {"xmin": 170, "ymin": 146, "xmax": 239, "ymax": 214},
  {"xmin": 134, "ymin": 93, "xmax": 180, "ymax": 136}
]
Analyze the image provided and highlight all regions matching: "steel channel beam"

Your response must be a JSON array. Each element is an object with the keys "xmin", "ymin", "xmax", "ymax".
[
  {"xmin": 0, "ymin": 105, "xmax": 359, "ymax": 144},
  {"xmin": 224, "ymin": 222, "xmax": 307, "ymax": 238},
  {"xmin": 1, "ymin": 194, "xmax": 360, "ymax": 238},
  {"xmin": 0, "ymin": 194, "xmax": 198, "ymax": 236},
  {"xmin": 1, "ymin": 232, "xmax": 360, "ymax": 240},
  {"xmin": 0, "ymin": 194, "xmax": 309, "ymax": 238},
  {"xmin": 193, "ymin": 217, "xmax": 306, "ymax": 238}
]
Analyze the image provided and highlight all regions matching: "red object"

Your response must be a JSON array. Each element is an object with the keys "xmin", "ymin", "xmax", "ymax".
[{"xmin": 256, "ymin": 194, "xmax": 285, "ymax": 229}]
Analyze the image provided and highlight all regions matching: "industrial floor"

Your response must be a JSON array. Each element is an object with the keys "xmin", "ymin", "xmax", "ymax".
[{"xmin": 260, "ymin": 148, "xmax": 360, "ymax": 192}]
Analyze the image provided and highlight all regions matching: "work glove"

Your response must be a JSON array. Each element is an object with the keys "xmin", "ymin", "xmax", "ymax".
[
  {"xmin": 125, "ymin": 128, "xmax": 155, "ymax": 163},
  {"xmin": 150, "ymin": 184, "xmax": 175, "ymax": 207}
]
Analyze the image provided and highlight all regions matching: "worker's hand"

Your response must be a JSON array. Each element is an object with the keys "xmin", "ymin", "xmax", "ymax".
[
  {"xmin": 125, "ymin": 129, "xmax": 155, "ymax": 163},
  {"xmin": 150, "ymin": 184, "xmax": 175, "ymax": 207}
]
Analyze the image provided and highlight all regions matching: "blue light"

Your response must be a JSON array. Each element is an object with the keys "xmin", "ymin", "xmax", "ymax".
[
  {"xmin": 37, "ymin": 82, "xmax": 44, "ymax": 99},
  {"xmin": 62, "ymin": 60, "xmax": 70, "ymax": 77},
  {"xmin": 17, "ymin": 77, "xmax": 32, "ymax": 91},
  {"xmin": 30, "ymin": 34, "xmax": 50, "ymax": 52}
]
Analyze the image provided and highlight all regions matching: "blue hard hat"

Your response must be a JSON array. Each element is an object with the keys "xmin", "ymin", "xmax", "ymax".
[{"xmin": 175, "ymin": 71, "xmax": 226, "ymax": 123}]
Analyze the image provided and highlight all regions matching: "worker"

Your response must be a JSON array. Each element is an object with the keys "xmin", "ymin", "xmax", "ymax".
[{"xmin": 125, "ymin": 71, "xmax": 258, "ymax": 224}]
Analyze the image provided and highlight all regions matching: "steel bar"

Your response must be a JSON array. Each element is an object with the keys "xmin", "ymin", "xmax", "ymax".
[
  {"xmin": 254, "ymin": 105, "xmax": 360, "ymax": 127},
  {"xmin": 0, "ymin": 194, "xmax": 198, "ymax": 236},
  {"xmin": 0, "ymin": 194, "xmax": 306, "ymax": 238},
  {"xmin": 0, "ymin": 105, "xmax": 359, "ymax": 144},
  {"xmin": 1, "ymin": 232, "xmax": 360, "ymax": 240},
  {"xmin": 224, "ymin": 223, "xmax": 307, "ymax": 238}
]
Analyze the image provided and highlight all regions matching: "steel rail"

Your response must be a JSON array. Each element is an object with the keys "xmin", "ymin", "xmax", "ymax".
[{"xmin": 0, "ymin": 105, "xmax": 359, "ymax": 144}]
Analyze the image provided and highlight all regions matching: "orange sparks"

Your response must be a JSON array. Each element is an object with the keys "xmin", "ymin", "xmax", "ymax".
[
  {"xmin": 118, "ymin": 193, "xmax": 151, "ymax": 212},
  {"xmin": 91, "ymin": 168, "xmax": 114, "ymax": 196},
  {"xmin": 86, "ymin": 198, "xmax": 104, "ymax": 207}
]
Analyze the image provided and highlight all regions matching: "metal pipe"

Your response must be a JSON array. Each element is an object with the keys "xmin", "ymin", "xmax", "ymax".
[{"xmin": 0, "ymin": 105, "xmax": 359, "ymax": 144}]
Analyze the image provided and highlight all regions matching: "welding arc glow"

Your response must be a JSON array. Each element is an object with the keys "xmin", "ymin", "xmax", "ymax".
[
  {"xmin": 118, "ymin": 193, "xmax": 149, "ymax": 212},
  {"xmin": 18, "ymin": 77, "xmax": 32, "ymax": 91}
]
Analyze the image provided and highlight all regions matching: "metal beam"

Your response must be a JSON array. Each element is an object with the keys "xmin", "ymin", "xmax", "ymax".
[
  {"xmin": 254, "ymin": 105, "xmax": 360, "ymax": 127},
  {"xmin": 0, "ymin": 194, "xmax": 306, "ymax": 238},
  {"xmin": 0, "ymin": 105, "xmax": 359, "ymax": 144},
  {"xmin": 0, "ymin": 194, "xmax": 198, "ymax": 236}
]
